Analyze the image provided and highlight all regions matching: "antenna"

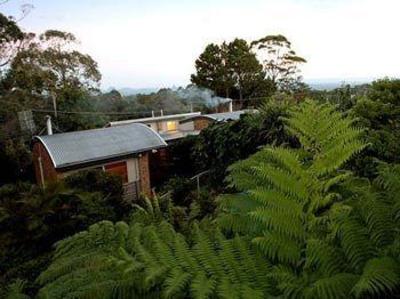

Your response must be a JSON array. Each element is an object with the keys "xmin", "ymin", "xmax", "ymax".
[{"xmin": 18, "ymin": 110, "xmax": 36, "ymax": 134}]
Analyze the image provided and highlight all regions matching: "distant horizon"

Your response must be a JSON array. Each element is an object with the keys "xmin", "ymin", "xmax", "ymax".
[
  {"xmin": 105, "ymin": 77, "xmax": 378, "ymax": 93},
  {"xmin": 2, "ymin": 0, "xmax": 399, "ymax": 88}
]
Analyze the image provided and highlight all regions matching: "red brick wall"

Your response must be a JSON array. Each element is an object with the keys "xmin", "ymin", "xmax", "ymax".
[
  {"xmin": 139, "ymin": 152, "xmax": 151, "ymax": 197},
  {"xmin": 32, "ymin": 141, "xmax": 59, "ymax": 186},
  {"xmin": 194, "ymin": 118, "xmax": 213, "ymax": 130}
]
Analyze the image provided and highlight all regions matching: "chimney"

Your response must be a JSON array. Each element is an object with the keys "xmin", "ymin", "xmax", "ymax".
[
  {"xmin": 228, "ymin": 99, "xmax": 233, "ymax": 112},
  {"xmin": 46, "ymin": 115, "xmax": 53, "ymax": 135},
  {"xmin": 160, "ymin": 109, "xmax": 164, "ymax": 116},
  {"xmin": 151, "ymin": 110, "xmax": 155, "ymax": 118}
]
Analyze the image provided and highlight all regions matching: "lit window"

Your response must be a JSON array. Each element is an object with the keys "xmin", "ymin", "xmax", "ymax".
[{"xmin": 166, "ymin": 121, "xmax": 177, "ymax": 131}]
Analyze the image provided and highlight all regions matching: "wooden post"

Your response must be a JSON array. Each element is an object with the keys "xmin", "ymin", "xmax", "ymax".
[{"xmin": 38, "ymin": 156, "xmax": 45, "ymax": 189}]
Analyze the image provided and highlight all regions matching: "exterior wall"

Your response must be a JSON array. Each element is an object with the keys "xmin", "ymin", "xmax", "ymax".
[
  {"xmin": 179, "ymin": 121, "xmax": 194, "ymax": 132},
  {"xmin": 126, "ymin": 158, "xmax": 139, "ymax": 182},
  {"xmin": 149, "ymin": 122, "xmax": 158, "ymax": 131},
  {"xmin": 33, "ymin": 140, "xmax": 152, "ymax": 199},
  {"xmin": 194, "ymin": 118, "xmax": 213, "ymax": 131},
  {"xmin": 145, "ymin": 119, "xmax": 184, "ymax": 133},
  {"xmin": 156, "ymin": 120, "xmax": 178, "ymax": 133},
  {"xmin": 138, "ymin": 152, "xmax": 152, "ymax": 197},
  {"xmin": 32, "ymin": 142, "xmax": 59, "ymax": 186}
]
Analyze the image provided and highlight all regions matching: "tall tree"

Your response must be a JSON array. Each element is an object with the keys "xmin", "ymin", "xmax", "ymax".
[
  {"xmin": 191, "ymin": 43, "xmax": 233, "ymax": 98},
  {"xmin": 251, "ymin": 34, "xmax": 306, "ymax": 92},
  {"xmin": 8, "ymin": 30, "xmax": 101, "ymax": 94},
  {"xmin": 224, "ymin": 38, "xmax": 266, "ymax": 100},
  {"xmin": 0, "ymin": 12, "xmax": 24, "ymax": 68}
]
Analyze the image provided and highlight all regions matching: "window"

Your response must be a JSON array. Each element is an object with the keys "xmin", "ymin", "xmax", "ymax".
[
  {"xmin": 104, "ymin": 161, "xmax": 128, "ymax": 183},
  {"xmin": 166, "ymin": 121, "xmax": 177, "ymax": 131}
]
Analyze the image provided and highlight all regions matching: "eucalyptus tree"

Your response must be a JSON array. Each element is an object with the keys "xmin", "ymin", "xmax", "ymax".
[{"xmin": 251, "ymin": 34, "xmax": 307, "ymax": 92}]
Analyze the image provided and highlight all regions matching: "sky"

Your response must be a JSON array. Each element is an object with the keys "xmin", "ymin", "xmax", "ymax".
[{"xmin": 1, "ymin": 0, "xmax": 400, "ymax": 89}]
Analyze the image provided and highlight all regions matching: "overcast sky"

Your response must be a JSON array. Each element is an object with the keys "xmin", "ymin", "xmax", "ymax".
[{"xmin": 2, "ymin": 0, "xmax": 399, "ymax": 89}]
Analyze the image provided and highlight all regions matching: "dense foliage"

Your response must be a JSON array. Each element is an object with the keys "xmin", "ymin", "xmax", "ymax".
[
  {"xmin": 350, "ymin": 79, "xmax": 400, "ymax": 177},
  {"xmin": 2, "ymin": 9, "xmax": 400, "ymax": 299},
  {"xmin": 166, "ymin": 97, "xmax": 298, "ymax": 188},
  {"xmin": 191, "ymin": 35, "xmax": 307, "ymax": 101},
  {"xmin": 0, "ymin": 170, "xmax": 126, "ymax": 297},
  {"xmin": 22, "ymin": 101, "xmax": 400, "ymax": 298}
]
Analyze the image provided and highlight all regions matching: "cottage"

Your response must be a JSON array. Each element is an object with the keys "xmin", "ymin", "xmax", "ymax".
[
  {"xmin": 107, "ymin": 112, "xmax": 202, "ymax": 142},
  {"xmin": 32, "ymin": 123, "xmax": 167, "ymax": 200},
  {"xmin": 105, "ymin": 110, "xmax": 256, "ymax": 186}
]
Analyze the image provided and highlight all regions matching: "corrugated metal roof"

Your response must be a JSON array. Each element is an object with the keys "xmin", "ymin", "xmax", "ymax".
[
  {"xmin": 35, "ymin": 123, "xmax": 167, "ymax": 169},
  {"xmin": 107, "ymin": 112, "xmax": 201, "ymax": 127},
  {"xmin": 159, "ymin": 130, "xmax": 201, "ymax": 141},
  {"xmin": 205, "ymin": 110, "xmax": 249, "ymax": 121},
  {"xmin": 180, "ymin": 110, "xmax": 257, "ymax": 123}
]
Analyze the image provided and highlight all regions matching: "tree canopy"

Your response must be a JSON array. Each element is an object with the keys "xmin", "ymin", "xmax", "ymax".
[{"xmin": 191, "ymin": 35, "xmax": 306, "ymax": 101}]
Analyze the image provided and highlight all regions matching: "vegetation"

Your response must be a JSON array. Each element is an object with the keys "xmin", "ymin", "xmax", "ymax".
[
  {"xmin": 2, "ymin": 7, "xmax": 400, "ymax": 299},
  {"xmin": 191, "ymin": 35, "xmax": 307, "ymax": 102},
  {"xmin": 251, "ymin": 35, "xmax": 307, "ymax": 92},
  {"xmin": 11, "ymin": 101, "xmax": 397, "ymax": 298},
  {"xmin": 0, "ymin": 170, "xmax": 127, "ymax": 297}
]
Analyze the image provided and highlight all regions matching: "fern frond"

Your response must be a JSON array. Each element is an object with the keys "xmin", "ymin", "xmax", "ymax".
[
  {"xmin": 163, "ymin": 268, "xmax": 191, "ymax": 298},
  {"xmin": 38, "ymin": 220, "xmax": 271, "ymax": 298},
  {"xmin": 249, "ymin": 207, "xmax": 305, "ymax": 241},
  {"xmin": 304, "ymin": 239, "xmax": 346, "ymax": 276},
  {"xmin": 306, "ymin": 273, "xmax": 359, "ymax": 299},
  {"xmin": 352, "ymin": 257, "xmax": 400, "ymax": 298},
  {"xmin": 338, "ymin": 218, "xmax": 376, "ymax": 271},
  {"xmin": 253, "ymin": 232, "xmax": 302, "ymax": 265},
  {"xmin": 190, "ymin": 271, "xmax": 216, "ymax": 299}
]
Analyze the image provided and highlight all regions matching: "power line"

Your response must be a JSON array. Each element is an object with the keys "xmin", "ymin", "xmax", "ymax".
[
  {"xmin": 32, "ymin": 109, "xmax": 147, "ymax": 115},
  {"xmin": 30, "ymin": 109, "xmax": 188, "ymax": 116}
]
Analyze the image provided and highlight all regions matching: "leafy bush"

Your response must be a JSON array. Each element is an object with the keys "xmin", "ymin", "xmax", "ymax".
[
  {"xmin": 193, "ymin": 98, "xmax": 297, "ymax": 188},
  {"xmin": 64, "ymin": 169, "xmax": 129, "ymax": 218},
  {"xmin": 160, "ymin": 176, "xmax": 194, "ymax": 207},
  {"xmin": 167, "ymin": 135, "xmax": 199, "ymax": 178},
  {"xmin": 349, "ymin": 79, "xmax": 400, "ymax": 178},
  {"xmin": 0, "ymin": 171, "xmax": 127, "ymax": 297}
]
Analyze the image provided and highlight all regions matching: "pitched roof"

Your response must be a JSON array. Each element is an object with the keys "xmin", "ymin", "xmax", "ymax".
[
  {"xmin": 35, "ymin": 123, "xmax": 167, "ymax": 169},
  {"xmin": 107, "ymin": 112, "xmax": 201, "ymax": 127}
]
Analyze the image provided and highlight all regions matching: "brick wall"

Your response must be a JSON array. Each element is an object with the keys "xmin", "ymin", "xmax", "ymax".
[
  {"xmin": 32, "ymin": 141, "xmax": 59, "ymax": 186},
  {"xmin": 194, "ymin": 118, "xmax": 213, "ymax": 131},
  {"xmin": 138, "ymin": 152, "xmax": 151, "ymax": 197}
]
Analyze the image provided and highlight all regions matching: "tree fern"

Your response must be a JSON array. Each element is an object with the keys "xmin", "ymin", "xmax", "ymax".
[
  {"xmin": 37, "ymin": 100, "xmax": 400, "ymax": 298},
  {"xmin": 37, "ymin": 221, "xmax": 271, "ymax": 299},
  {"xmin": 219, "ymin": 100, "xmax": 400, "ymax": 297}
]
